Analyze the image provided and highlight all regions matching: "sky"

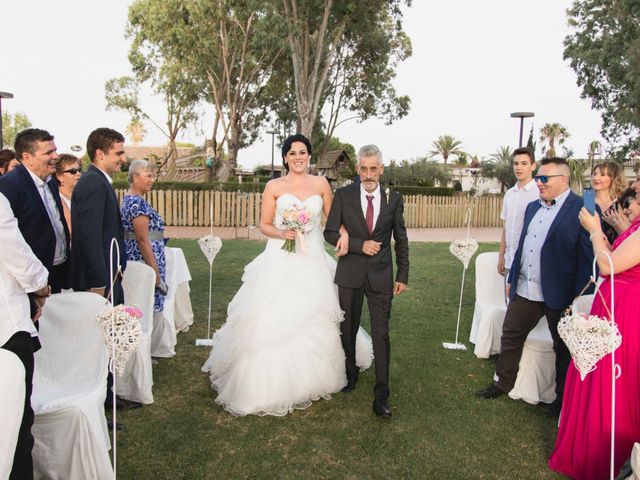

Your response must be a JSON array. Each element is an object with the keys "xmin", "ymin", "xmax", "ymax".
[{"xmin": 2, "ymin": 0, "xmax": 604, "ymax": 169}]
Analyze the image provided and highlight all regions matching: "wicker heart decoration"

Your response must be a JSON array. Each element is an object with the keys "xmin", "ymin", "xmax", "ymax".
[
  {"xmin": 96, "ymin": 305, "xmax": 143, "ymax": 375},
  {"xmin": 449, "ymin": 239, "xmax": 478, "ymax": 269},
  {"xmin": 198, "ymin": 234, "xmax": 223, "ymax": 265},
  {"xmin": 558, "ymin": 312, "xmax": 622, "ymax": 380}
]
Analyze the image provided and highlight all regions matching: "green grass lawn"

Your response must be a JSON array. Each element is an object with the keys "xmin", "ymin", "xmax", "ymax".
[{"xmin": 116, "ymin": 240, "xmax": 563, "ymax": 479}]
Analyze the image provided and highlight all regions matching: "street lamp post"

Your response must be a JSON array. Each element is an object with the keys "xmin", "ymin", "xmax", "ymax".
[
  {"xmin": 266, "ymin": 129, "xmax": 278, "ymax": 178},
  {"xmin": 0, "ymin": 91, "xmax": 15, "ymax": 148},
  {"xmin": 510, "ymin": 111, "xmax": 535, "ymax": 148}
]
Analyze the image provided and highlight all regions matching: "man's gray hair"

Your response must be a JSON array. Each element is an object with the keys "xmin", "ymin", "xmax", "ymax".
[
  {"xmin": 357, "ymin": 144, "xmax": 383, "ymax": 164},
  {"xmin": 128, "ymin": 159, "xmax": 155, "ymax": 184}
]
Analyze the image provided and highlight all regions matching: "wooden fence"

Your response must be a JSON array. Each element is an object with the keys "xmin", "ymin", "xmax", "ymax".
[{"xmin": 115, "ymin": 190, "xmax": 504, "ymax": 228}]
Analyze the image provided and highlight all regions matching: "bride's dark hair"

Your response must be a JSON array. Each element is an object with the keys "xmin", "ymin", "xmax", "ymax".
[{"xmin": 281, "ymin": 134, "xmax": 312, "ymax": 171}]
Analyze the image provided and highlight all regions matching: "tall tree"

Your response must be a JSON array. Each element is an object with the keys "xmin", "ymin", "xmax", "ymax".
[
  {"xmin": 539, "ymin": 123, "xmax": 570, "ymax": 158},
  {"xmin": 2, "ymin": 112, "xmax": 32, "ymax": 149},
  {"xmin": 564, "ymin": 0, "xmax": 640, "ymax": 157},
  {"xmin": 124, "ymin": 0, "xmax": 282, "ymax": 179},
  {"xmin": 125, "ymin": 119, "xmax": 147, "ymax": 146},
  {"xmin": 429, "ymin": 135, "xmax": 464, "ymax": 165},
  {"xmin": 280, "ymin": 0, "xmax": 411, "ymax": 139}
]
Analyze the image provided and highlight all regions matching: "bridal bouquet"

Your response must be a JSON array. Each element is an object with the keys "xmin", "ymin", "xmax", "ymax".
[
  {"xmin": 96, "ymin": 304, "xmax": 143, "ymax": 374},
  {"xmin": 276, "ymin": 204, "xmax": 314, "ymax": 253}
]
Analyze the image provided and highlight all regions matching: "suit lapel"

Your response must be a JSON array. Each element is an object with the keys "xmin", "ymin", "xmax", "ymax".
[
  {"xmin": 546, "ymin": 191, "xmax": 575, "ymax": 240},
  {"xmin": 18, "ymin": 164, "xmax": 49, "ymax": 222}
]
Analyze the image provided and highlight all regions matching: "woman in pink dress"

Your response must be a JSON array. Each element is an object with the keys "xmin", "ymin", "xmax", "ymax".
[{"xmin": 549, "ymin": 187, "xmax": 640, "ymax": 479}]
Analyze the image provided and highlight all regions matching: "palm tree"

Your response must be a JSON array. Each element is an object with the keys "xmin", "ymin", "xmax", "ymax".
[
  {"xmin": 587, "ymin": 140, "xmax": 603, "ymax": 171},
  {"xmin": 567, "ymin": 158, "xmax": 587, "ymax": 193},
  {"xmin": 452, "ymin": 152, "xmax": 468, "ymax": 186},
  {"xmin": 480, "ymin": 146, "xmax": 515, "ymax": 192},
  {"xmin": 539, "ymin": 123, "xmax": 570, "ymax": 158},
  {"xmin": 490, "ymin": 145, "xmax": 513, "ymax": 165},
  {"xmin": 126, "ymin": 119, "xmax": 147, "ymax": 146},
  {"xmin": 429, "ymin": 135, "xmax": 464, "ymax": 165}
]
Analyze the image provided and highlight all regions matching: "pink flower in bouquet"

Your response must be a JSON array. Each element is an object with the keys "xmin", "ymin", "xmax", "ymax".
[{"xmin": 276, "ymin": 204, "xmax": 314, "ymax": 253}]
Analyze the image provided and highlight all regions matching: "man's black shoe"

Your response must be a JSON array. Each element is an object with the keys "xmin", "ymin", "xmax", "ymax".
[
  {"xmin": 475, "ymin": 384, "xmax": 506, "ymax": 399},
  {"xmin": 373, "ymin": 399, "xmax": 392, "ymax": 418},
  {"xmin": 547, "ymin": 398, "xmax": 562, "ymax": 417}
]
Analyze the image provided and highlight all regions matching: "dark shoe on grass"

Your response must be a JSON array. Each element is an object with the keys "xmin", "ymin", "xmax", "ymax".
[{"xmin": 475, "ymin": 384, "xmax": 506, "ymax": 399}]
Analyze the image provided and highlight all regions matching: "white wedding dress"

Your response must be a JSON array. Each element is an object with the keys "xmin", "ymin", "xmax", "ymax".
[{"xmin": 201, "ymin": 194, "xmax": 373, "ymax": 416}]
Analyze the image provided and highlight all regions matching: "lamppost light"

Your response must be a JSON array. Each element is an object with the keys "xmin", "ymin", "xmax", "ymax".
[{"xmin": 510, "ymin": 111, "xmax": 535, "ymax": 148}]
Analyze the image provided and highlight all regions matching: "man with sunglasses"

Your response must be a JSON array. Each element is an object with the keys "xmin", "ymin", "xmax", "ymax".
[{"xmin": 476, "ymin": 157, "xmax": 593, "ymax": 416}]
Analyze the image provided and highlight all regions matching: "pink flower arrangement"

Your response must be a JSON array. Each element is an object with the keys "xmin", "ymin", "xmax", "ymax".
[{"xmin": 276, "ymin": 204, "xmax": 314, "ymax": 253}]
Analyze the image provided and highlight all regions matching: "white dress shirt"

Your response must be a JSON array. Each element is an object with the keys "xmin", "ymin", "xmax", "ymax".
[
  {"xmin": 360, "ymin": 184, "xmax": 382, "ymax": 230},
  {"xmin": 516, "ymin": 188, "xmax": 571, "ymax": 301},
  {"xmin": 501, "ymin": 179, "xmax": 540, "ymax": 269},
  {"xmin": 26, "ymin": 168, "xmax": 67, "ymax": 265},
  {"xmin": 0, "ymin": 193, "xmax": 49, "ymax": 347}
]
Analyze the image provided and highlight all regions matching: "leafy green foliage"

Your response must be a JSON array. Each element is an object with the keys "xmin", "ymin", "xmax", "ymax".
[
  {"xmin": 480, "ymin": 146, "xmax": 515, "ymax": 192},
  {"xmin": 564, "ymin": 1, "xmax": 640, "ymax": 157},
  {"xmin": 429, "ymin": 134, "xmax": 464, "ymax": 164},
  {"xmin": 2, "ymin": 112, "xmax": 32, "ymax": 149},
  {"xmin": 382, "ymin": 158, "xmax": 452, "ymax": 187}
]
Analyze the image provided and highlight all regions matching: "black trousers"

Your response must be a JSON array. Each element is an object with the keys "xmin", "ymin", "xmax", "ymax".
[
  {"xmin": 338, "ymin": 276, "xmax": 393, "ymax": 400},
  {"xmin": 494, "ymin": 295, "xmax": 569, "ymax": 399},
  {"xmin": 2, "ymin": 331, "xmax": 37, "ymax": 480}
]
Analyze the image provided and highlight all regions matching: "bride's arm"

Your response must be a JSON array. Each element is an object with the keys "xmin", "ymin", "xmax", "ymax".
[
  {"xmin": 259, "ymin": 182, "xmax": 296, "ymax": 240},
  {"xmin": 320, "ymin": 178, "xmax": 348, "ymax": 255}
]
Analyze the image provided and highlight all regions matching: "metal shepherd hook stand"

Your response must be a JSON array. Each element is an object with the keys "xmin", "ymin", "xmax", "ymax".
[
  {"xmin": 443, "ymin": 205, "xmax": 478, "ymax": 350},
  {"xmin": 195, "ymin": 198, "xmax": 222, "ymax": 347},
  {"xmin": 592, "ymin": 251, "xmax": 622, "ymax": 480},
  {"xmin": 108, "ymin": 238, "xmax": 121, "ymax": 479}
]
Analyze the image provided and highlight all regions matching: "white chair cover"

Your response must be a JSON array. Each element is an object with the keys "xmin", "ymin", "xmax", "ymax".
[
  {"xmin": 629, "ymin": 443, "xmax": 640, "ymax": 480},
  {"xmin": 149, "ymin": 248, "xmax": 182, "ymax": 358},
  {"xmin": 32, "ymin": 291, "xmax": 113, "ymax": 480},
  {"xmin": 0, "ymin": 349, "xmax": 25, "ymax": 479},
  {"xmin": 572, "ymin": 293, "xmax": 595, "ymax": 316},
  {"xmin": 508, "ymin": 316, "xmax": 556, "ymax": 404},
  {"xmin": 470, "ymin": 252, "xmax": 507, "ymax": 358},
  {"xmin": 166, "ymin": 247, "xmax": 194, "ymax": 333},
  {"xmin": 119, "ymin": 261, "xmax": 155, "ymax": 404}
]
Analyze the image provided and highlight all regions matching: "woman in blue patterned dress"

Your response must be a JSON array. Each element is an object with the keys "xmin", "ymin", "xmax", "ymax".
[{"xmin": 120, "ymin": 159, "xmax": 166, "ymax": 312}]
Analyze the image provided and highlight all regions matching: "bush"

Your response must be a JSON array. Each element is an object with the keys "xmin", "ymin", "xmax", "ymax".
[{"xmin": 391, "ymin": 186, "xmax": 454, "ymax": 196}]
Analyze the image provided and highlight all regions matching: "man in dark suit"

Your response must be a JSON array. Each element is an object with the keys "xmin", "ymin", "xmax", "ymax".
[
  {"xmin": 0, "ymin": 128, "xmax": 70, "ymax": 293},
  {"xmin": 476, "ymin": 157, "xmax": 593, "ymax": 413},
  {"xmin": 324, "ymin": 144, "xmax": 409, "ymax": 418},
  {"xmin": 70, "ymin": 127, "xmax": 127, "ymax": 304}
]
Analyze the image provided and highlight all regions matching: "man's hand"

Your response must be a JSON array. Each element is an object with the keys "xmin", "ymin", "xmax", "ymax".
[
  {"xmin": 497, "ymin": 255, "xmax": 506, "ymax": 276},
  {"xmin": 362, "ymin": 240, "xmax": 381, "ymax": 256},
  {"xmin": 335, "ymin": 233, "xmax": 349, "ymax": 257},
  {"xmin": 393, "ymin": 282, "xmax": 407, "ymax": 296},
  {"xmin": 89, "ymin": 287, "xmax": 106, "ymax": 297}
]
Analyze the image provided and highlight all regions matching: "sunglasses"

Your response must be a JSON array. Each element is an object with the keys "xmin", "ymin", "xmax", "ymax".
[
  {"xmin": 63, "ymin": 168, "xmax": 82, "ymax": 175},
  {"xmin": 534, "ymin": 174, "xmax": 565, "ymax": 184}
]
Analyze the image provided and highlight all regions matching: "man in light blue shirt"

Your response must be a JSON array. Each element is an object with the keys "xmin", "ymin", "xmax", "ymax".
[{"xmin": 476, "ymin": 158, "xmax": 593, "ymax": 415}]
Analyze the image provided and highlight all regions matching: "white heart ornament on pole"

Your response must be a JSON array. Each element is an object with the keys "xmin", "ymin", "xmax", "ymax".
[
  {"xmin": 196, "ymin": 229, "xmax": 222, "ymax": 347},
  {"xmin": 449, "ymin": 239, "xmax": 478, "ymax": 269}
]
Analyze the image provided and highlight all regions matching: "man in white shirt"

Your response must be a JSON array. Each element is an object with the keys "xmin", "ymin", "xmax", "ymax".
[
  {"xmin": 498, "ymin": 147, "xmax": 539, "ymax": 276},
  {"xmin": 0, "ymin": 192, "xmax": 50, "ymax": 479}
]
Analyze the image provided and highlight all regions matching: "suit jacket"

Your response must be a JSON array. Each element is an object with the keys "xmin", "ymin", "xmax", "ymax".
[
  {"xmin": 324, "ymin": 183, "xmax": 409, "ymax": 292},
  {"xmin": 507, "ymin": 190, "xmax": 594, "ymax": 310},
  {"xmin": 70, "ymin": 165, "xmax": 126, "ymax": 292},
  {"xmin": 0, "ymin": 164, "xmax": 70, "ymax": 284}
]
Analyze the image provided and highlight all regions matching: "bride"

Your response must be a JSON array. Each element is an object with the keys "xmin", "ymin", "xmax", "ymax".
[{"xmin": 202, "ymin": 134, "xmax": 373, "ymax": 416}]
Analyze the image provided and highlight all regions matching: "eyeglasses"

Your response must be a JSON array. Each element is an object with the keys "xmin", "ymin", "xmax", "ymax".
[
  {"xmin": 63, "ymin": 168, "xmax": 82, "ymax": 175},
  {"xmin": 534, "ymin": 174, "xmax": 565, "ymax": 184}
]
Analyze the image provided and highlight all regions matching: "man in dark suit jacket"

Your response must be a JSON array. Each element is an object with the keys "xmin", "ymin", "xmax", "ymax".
[
  {"xmin": 324, "ymin": 144, "xmax": 409, "ymax": 418},
  {"xmin": 476, "ymin": 157, "xmax": 593, "ymax": 413},
  {"xmin": 0, "ymin": 128, "xmax": 70, "ymax": 293},
  {"xmin": 70, "ymin": 127, "xmax": 127, "ymax": 304}
]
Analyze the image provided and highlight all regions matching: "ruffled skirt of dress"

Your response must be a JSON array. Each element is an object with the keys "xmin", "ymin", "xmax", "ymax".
[{"xmin": 201, "ymin": 239, "xmax": 373, "ymax": 416}]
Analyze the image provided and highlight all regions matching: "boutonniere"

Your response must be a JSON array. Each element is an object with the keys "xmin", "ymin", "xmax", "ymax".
[{"xmin": 385, "ymin": 187, "xmax": 390, "ymax": 203}]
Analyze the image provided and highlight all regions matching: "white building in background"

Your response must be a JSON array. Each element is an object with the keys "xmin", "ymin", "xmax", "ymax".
[{"xmin": 449, "ymin": 167, "xmax": 503, "ymax": 195}]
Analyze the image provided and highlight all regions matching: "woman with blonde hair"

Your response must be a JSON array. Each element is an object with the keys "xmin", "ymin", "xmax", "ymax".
[{"xmin": 592, "ymin": 161, "xmax": 627, "ymax": 243}]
